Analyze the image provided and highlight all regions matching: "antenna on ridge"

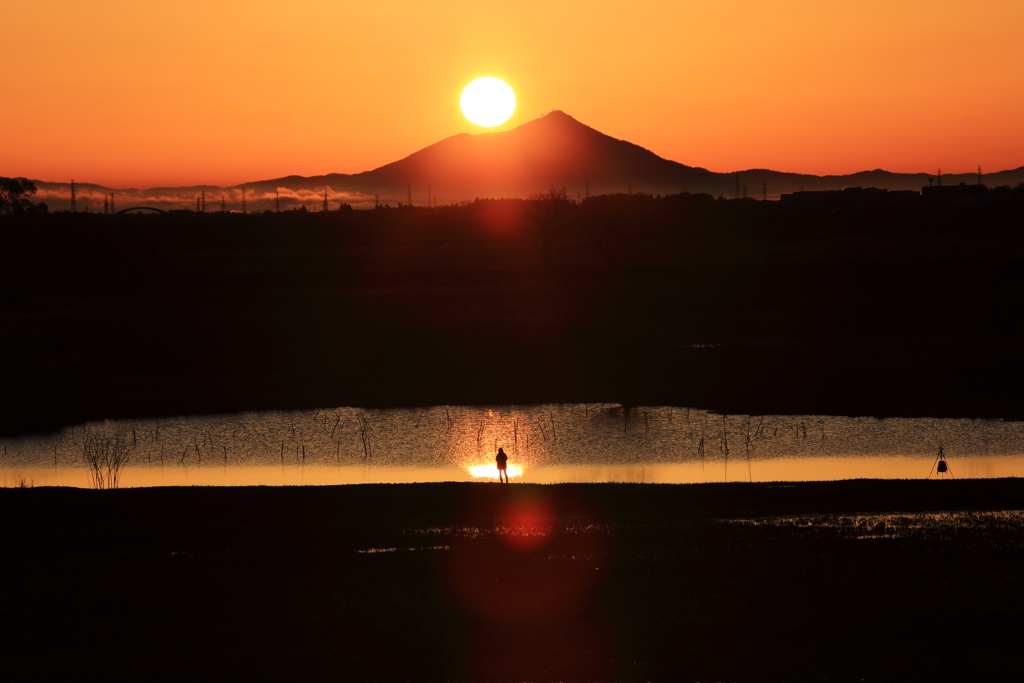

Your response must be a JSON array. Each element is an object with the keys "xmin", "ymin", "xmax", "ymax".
[{"xmin": 70, "ymin": 180, "xmax": 77, "ymax": 213}]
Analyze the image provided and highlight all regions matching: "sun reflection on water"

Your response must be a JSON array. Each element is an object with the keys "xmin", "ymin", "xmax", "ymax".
[{"xmin": 468, "ymin": 463, "xmax": 524, "ymax": 480}]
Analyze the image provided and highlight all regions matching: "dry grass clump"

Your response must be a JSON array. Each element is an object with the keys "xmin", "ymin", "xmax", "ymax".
[{"xmin": 81, "ymin": 425, "xmax": 134, "ymax": 489}]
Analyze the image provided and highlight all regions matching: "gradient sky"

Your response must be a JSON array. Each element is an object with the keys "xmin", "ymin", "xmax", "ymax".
[{"xmin": 5, "ymin": 0, "xmax": 1022, "ymax": 188}]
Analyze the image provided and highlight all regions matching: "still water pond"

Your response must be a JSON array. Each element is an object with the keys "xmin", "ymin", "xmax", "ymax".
[{"xmin": 3, "ymin": 405, "xmax": 1023, "ymax": 487}]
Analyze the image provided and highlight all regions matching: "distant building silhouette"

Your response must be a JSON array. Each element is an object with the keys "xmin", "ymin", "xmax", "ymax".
[
  {"xmin": 780, "ymin": 186, "xmax": 920, "ymax": 207},
  {"xmin": 921, "ymin": 182, "xmax": 991, "ymax": 205}
]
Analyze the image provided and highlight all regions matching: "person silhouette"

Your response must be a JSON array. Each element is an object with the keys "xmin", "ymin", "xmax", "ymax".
[{"xmin": 495, "ymin": 447, "xmax": 509, "ymax": 483}]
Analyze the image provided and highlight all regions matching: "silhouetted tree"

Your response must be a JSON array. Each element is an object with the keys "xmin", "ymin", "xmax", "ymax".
[
  {"xmin": 527, "ymin": 186, "xmax": 574, "ymax": 266},
  {"xmin": 0, "ymin": 177, "xmax": 46, "ymax": 215}
]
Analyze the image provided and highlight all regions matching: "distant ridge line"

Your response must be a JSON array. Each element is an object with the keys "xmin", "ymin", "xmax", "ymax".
[{"xmin": 24, "ymin": 111, "xmax": 1024, "ymax": 210}]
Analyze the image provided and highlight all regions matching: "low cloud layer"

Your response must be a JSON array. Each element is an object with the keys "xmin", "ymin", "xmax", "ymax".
[{"xmin": 34, "ymin": 185, "xmax": 377, "ymax": 212}]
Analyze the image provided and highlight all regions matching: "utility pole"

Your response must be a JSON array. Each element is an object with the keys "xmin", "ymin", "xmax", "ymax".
[{"xmin": 70, "ymin": 180, "xmax": 77, "ymax": 213}]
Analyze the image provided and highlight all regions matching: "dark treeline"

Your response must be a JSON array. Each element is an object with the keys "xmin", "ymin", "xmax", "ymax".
[{"xmin": 3, "ymin": 190, "xmax": 1024, "ymax": 435}]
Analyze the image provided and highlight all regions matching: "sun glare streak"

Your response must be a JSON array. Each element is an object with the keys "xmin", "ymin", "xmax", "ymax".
[{"xmin": 469, "ymin": 463, "xmax": 523, "ymax": 480}]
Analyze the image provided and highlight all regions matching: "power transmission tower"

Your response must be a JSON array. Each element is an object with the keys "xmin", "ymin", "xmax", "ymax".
[
  {"xmin": 762, "ymin": 181, "xmax": 767, "ymax": 201},
  {"xmin": 201, "ymin": 190, "xmax": 206, "ymax": 212},
  {"xmin": 275, "ymin": 189, "xmax": 280, "ymax": 212},
  {"xmin": 196, "ymin": 194, "xmax": 200, "ymax": 211},
  {"xmin": 937, "ymin": 168, "xmax": 942, "ymax": 187},
  {"xmin": 323, "ymin": 189, "xmax": 328, "ymax": 213},
  {"xmin": 70, "ymin": 180, "xmax": 77, "ymax": 213},
  {"xmin": 104, "ymin": 195, "xmax": 108, "ymax": 214}
]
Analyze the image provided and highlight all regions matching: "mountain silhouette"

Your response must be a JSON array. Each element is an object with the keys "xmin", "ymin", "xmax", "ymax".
[
  {"xmin": 245, "ymin": 111, "xmax": 1024, "ymax": 202},
  {"xmin": 245, "ymin": 111, "xmax": 718, "ymax": 200},
  {"xmin": 29, "ymin": 112, "xmax": 1024, "ymax": 209}
]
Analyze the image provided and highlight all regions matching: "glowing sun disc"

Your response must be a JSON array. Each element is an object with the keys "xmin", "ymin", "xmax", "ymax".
[{"xmin": 460, "ymin": 77, "xmax": 516, "ymax": 127}]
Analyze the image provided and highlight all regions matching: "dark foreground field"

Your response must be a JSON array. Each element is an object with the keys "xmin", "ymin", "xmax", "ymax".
[
  {"xmin": 4, "ymin": 480, "xmax": 1024, "ymax": 682},
  {"xmin": 4, "ymin": 198, "xmax": 1024, "ymax": 437}
]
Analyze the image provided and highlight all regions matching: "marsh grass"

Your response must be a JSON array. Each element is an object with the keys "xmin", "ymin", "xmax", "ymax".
[{"xmin": 81, "ymin": 425, "xmax": 134, "ymax": 489}]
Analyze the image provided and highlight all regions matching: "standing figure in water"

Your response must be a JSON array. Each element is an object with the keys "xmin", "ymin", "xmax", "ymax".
[{"xmin": 496, "ymin": 447, "xmax": 509, "ymax": 483}]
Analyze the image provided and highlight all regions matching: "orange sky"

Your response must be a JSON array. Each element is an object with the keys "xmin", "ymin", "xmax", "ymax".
[{"xmin": 5, "ymin": 0, "xmax": 1023, "ymax": 188}]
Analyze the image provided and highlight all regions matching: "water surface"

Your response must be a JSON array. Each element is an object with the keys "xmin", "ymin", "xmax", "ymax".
[{"xmin": 3, "ymin": 405, "xmax": 1022, "ymax": 487}]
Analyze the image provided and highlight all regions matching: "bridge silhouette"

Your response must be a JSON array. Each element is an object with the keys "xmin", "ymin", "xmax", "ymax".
[{"xmin": 114, "ymin": 207, "xmax": 167, "ymax": 214}]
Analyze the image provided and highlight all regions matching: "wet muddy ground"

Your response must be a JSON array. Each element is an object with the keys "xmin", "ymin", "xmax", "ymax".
[{"xmin": 5, "ymin": 479, "xmax": 1023, "ymax": 681}]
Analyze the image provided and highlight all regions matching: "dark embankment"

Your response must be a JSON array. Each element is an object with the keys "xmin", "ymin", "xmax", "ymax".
[
  {"xmin": 4, "ymin": 480, "xmax": 1024, "ymax": 681},
  {"xmin": 3, "ymin": 193, "xmax": 1024, "ymax": 437}
]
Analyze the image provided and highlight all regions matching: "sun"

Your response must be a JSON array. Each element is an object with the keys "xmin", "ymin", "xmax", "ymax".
[{"xmin": 460, "ymin": 77, "xmax": 516, "ymax": 127}]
